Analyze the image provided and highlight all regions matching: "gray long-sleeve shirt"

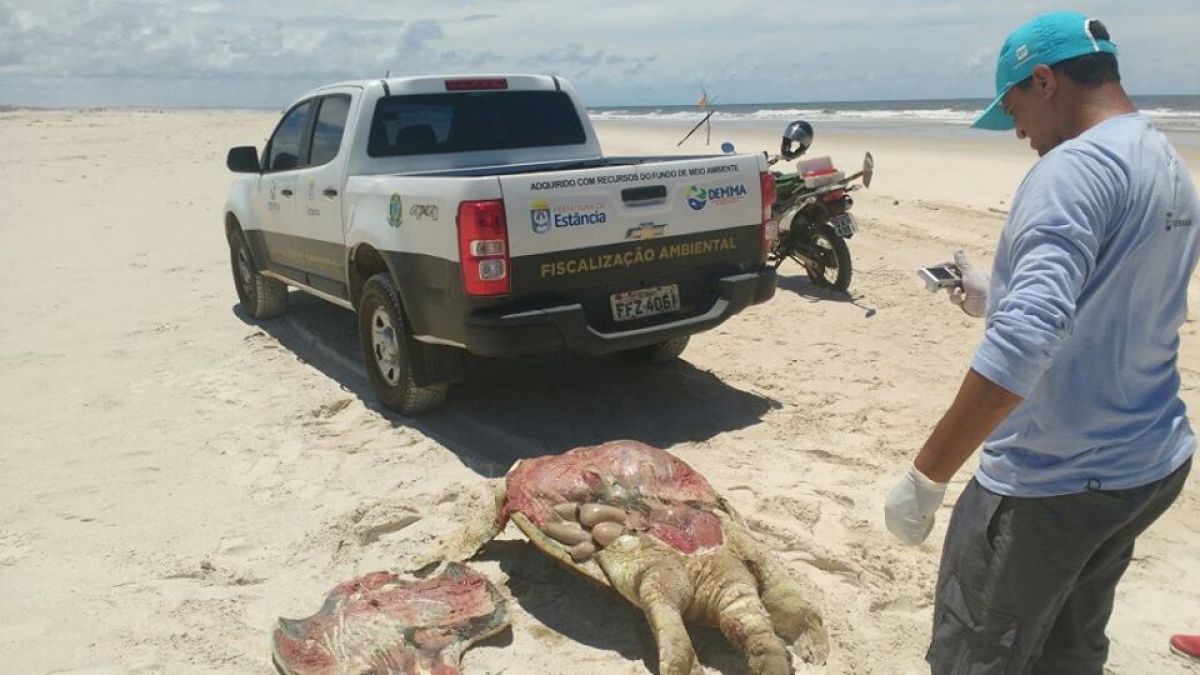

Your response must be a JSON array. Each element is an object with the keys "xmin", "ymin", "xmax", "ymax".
[{"xmin": 974, "ymin": 113, "xmax": 1199, "ymax": 497}]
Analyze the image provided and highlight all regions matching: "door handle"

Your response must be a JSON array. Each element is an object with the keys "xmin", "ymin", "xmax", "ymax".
[
  {"xmin": 323, "ymin": 188, "xmax": 338, "ymax": 197},
  {"xmin": 281, "ymin": 189, "xmax": 293, "ymax": 197}
]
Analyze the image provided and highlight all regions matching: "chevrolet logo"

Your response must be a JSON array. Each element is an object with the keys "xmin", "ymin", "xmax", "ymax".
[{"xmin": 625, "ymin": 222, "xmax": 668, "ymax": 241}]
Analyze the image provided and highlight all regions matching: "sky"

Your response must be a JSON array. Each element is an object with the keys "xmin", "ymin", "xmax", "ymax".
[{"xmin": 2, "ymin": 0, "xmax": 1199, "ymax": 109}]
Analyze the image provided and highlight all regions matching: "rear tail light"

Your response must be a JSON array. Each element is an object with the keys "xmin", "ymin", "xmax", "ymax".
[
  {"xmin": 760, "ymin": 171, "xmax": 778, "ymax": 256},
  {"xmin": 457, "ymin": 200, "xmax": 510, "ymax": 296}
]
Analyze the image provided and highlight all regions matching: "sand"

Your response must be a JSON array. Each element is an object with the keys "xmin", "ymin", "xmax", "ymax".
[{"xmin": 1, "ymin": 108, "xmax": 1198, "ymax": 675}]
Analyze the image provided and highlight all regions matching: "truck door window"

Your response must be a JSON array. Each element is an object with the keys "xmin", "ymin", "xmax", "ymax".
[
  {"xmin": 265, "ymin": 100, "xmax": 314, "ymax": 172},
  {"xmin": 367, "ymin": 91, "xmax": 586, "ymax": 157},
  {"xmin": 308, "ymin": 95, "xmax": 351, "ymax": 167}
]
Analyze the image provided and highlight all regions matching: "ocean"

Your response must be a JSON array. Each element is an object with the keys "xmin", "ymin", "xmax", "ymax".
[{"xmin": 588, "ymin": 95, "xmax": 1200, "ymax": 145}]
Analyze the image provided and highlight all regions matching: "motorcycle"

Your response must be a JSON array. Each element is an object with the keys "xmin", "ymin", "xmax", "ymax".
[{"xmin": 724, "ymin": 121, "xmax": 873, "ymax": 292}]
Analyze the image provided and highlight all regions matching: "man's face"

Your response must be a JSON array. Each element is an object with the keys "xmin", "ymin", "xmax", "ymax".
[{"xmin": 1001, "ymin": 68, "xmax": 1062, "ymax": 157}]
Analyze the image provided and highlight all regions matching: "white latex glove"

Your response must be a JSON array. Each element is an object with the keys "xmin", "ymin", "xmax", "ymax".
[
  {"xmin": 884, "ymin": 462, "xmax": 949, "ymax": 545},
  {"xmin": 947, "ymin": 250, "xmax": 989, "ymax": 318}
]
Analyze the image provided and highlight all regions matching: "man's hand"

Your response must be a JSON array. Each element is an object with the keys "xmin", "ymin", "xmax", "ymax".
[
  {"xmin": 947, "ymin": 250, "xmax": 988, "ymax": 318},
  {"xmin": 884, "ymin": 462, "xmax": 949, "ymax": 545}
]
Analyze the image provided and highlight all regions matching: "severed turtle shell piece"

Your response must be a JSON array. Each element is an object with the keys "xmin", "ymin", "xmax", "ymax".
[{"xmin": 272, "ymin": 561, "xmax": 509, "ymax": 675}]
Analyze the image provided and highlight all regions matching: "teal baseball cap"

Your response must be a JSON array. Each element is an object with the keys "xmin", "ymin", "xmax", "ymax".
[{"xmin": 973, "ymin": 11, "xmax": 1118, "ymax": 130}]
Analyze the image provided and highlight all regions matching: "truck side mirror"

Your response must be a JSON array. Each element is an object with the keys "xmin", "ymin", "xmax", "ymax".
[{"xmin": 227, "ymin": 146, "xmax": 261, "ymax": 173}]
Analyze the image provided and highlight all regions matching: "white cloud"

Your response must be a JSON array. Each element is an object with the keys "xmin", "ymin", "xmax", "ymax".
[
  {"xmin": 519, "ymin": 43, "xmax": 606, "ymax": 68},
  {"xmin": 966, "ymin": 47, "xmax": 997, "ymax": 75},
  {"xmin": 188, "ymin": 2, "xmax": 224, "ymax": 15},
  {"xmin": 395, "ymin": 19, "xmax": 444, "ymax": 52}
]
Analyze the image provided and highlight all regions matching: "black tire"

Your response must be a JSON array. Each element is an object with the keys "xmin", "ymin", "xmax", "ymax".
[
  {"xmin": 357, "ymin": 274, "xmax": 448, "ymax": 415},
  {"xmin": 228, "ymin": 227, "xmax": 288, "ymax": 318},
  {"xmin": 618, "ymin": 335, "xmax": 690, "ymax": 365},
  {"xmin": 800, "ymin": 222, "xmax": 852, "ymax": 292}
]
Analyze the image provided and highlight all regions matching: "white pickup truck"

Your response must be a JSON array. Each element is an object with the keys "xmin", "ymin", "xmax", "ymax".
[{"xmin": 224, "ymin": 74, "xmax": 777, "ymax": 414}]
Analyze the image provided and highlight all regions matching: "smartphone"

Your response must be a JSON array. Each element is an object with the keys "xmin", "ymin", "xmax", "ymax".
[{"xmin": 918, "ymin": 265, "xmax": 962, "ymax": 291}]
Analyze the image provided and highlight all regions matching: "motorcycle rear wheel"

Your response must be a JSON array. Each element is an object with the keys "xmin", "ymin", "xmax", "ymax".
[{"xmin": 800, "ymin": 222, "xmax": 852, "ymax": 292}]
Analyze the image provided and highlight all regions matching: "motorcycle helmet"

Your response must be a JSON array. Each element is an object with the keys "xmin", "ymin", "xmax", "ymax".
[{"xmin": 780, "ymin": 120, "xmax": 814, "ymax": 160}]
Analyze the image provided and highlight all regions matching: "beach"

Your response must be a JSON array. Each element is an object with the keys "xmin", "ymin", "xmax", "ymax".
[{"xmin": 2, "ymin": 108, "xmax": 1199, "ymax": 675}]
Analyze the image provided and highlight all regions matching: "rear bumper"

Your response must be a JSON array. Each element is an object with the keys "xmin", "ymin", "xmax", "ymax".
[{"xmin": 463, "ymin": 268, "xmax": 776, "ymax": 357}]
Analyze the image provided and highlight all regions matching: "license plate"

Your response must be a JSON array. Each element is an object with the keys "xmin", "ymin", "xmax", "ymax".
[
  {"xmin": 610, "ymin": 285, "xmax": 680, "ymax": 322},
  {"xmin": 831, "ymin": 213, "xmax": 858, "ymax": 238}
]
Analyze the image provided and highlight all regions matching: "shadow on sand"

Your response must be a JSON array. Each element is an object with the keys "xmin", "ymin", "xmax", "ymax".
[
  {"xmin": 776, "ymin": 270, "xmax": 878, "ymax": 318},
  {"xmin": 236, "ymin": 292, "xmax": 780, "ymax": 475}
]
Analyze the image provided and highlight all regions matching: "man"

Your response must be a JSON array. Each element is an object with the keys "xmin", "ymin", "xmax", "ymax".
[{"xmin": 883, "ymin": 11, "xmax": 1198, "ymax": 674}]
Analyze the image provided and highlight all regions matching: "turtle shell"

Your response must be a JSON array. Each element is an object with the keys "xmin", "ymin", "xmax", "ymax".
[{"xmin": 501, "ymin": 440, "xmax": 734, "ymax": 587}]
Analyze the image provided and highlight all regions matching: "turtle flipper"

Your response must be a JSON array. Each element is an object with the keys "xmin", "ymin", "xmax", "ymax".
[{"xmin": 723, "ymin": 514, "xmax": 829, "ymax": 665}]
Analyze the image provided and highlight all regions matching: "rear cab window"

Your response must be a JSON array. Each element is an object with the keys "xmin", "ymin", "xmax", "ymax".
[{"xmin": 367, "ymin": 91, "xmax": 586, "ymax": 157}]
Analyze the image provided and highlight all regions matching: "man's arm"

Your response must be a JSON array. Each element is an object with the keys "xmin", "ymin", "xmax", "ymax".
[
  {"xmin": 885, "ymin": 149, "xmax": 1116, "ymax": 545},
  {"xmin": 883, "ymin": 368, "xmax": 1023, "ymax": 545},
  {"xmin": 915, "ymin": 368, "xmax": 1024, "ymax": 482}
]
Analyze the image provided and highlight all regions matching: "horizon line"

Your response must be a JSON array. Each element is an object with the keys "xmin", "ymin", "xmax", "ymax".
[{"xmin": 1, "ymin": 92, "xmax": 1196, "ymax": 113}]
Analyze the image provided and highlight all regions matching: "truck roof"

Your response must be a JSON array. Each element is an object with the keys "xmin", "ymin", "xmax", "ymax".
[{"xmin": 298, "ymin": 74, "xmax": 568, "ymax": 100}]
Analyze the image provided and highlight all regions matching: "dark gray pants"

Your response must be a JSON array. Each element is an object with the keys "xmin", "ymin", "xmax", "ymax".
[{"xmin": 926, "ymin": 458, "xmax": 1191, "ymax": 675}]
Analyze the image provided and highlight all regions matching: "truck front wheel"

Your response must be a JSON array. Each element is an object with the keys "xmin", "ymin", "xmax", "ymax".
[
  {"xmin": 618, "ymin": 335, "xmax": 690, "ymax": 365},
  {"xmin": 357, "ymin": 274, "xmax": 448, "ymax": 415},
  {"xmin": 228, "ymin": 228, "xmax": 288, "ymax": 318}
]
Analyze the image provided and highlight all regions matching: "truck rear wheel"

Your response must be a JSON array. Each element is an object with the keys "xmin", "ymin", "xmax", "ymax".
[
  {"xmin": 618, "ymin": 335, "xmax": 690, "ymax": 365},
  {"xmin": 357, "ymin": 274, "xmax": 448, "ymax": 415},
  {"xmin": 228, "ymin": 228, "xmax": 288, "ymax": 318}
]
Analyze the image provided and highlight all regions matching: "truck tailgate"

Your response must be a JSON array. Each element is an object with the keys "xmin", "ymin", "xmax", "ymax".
[{"xmin": 498, "ymin": 154, "xmax": 765, "ymax": 295}]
